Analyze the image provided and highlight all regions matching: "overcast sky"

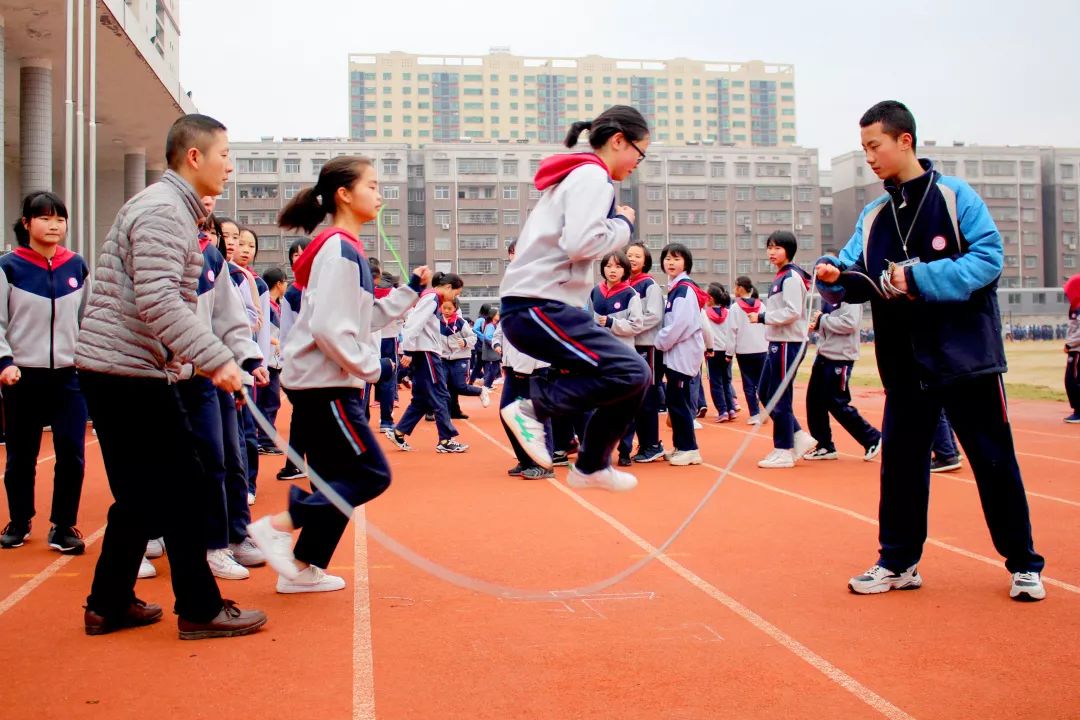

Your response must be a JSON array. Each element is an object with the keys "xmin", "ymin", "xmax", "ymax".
[{"xmin": 178, "ymin": 0, "xmax": 1080, "ymax": 165}]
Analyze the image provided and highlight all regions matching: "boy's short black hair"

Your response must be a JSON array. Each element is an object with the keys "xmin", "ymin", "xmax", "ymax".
[
  {"xmin": 262, "ymin": 267, "xmax": 287, "ymax": 287},
  {"xmin": 165, "ymin": 114, "xmax": 227, "ymax": 170},
  {"xmin": 860, "ymin": 100, "xmax": 917, "ymax": 150},
  {"xmin": 659, "ymin": 243, "xmax": 693, "ymax": 274},
  {"xmin": 766, "ymin": 230, "xmax": 798, "ymax": 262}
]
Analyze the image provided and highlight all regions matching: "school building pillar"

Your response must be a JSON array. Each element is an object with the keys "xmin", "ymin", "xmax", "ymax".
[
  {"xmin": 20, "ymin": 58, "xmax": 52, "ymax": 196},
  {"xmin": 124, "ymin": 147, "xmax": 146, "ymax": 200}
]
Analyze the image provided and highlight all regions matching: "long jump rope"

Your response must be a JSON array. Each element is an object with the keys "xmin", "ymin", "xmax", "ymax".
[{"xmin": 239, "ymin": 208, "xmax": 895, "ymax": 601}]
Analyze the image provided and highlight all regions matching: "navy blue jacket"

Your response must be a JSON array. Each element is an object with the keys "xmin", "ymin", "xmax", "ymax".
[{"xmin": 817, "ymin": 160, "xmax": 1005, "ymax": 390}]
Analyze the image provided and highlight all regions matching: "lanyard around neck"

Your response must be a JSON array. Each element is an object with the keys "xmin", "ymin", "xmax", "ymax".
[{"xmin": 890, "ymin": 171, "xmax": 935, "ymax": 259}]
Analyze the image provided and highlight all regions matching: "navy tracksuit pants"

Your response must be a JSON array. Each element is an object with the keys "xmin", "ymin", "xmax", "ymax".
[
  {"xmin": 805, "ymin": 356, "xmax": 880, "ymax": 453},
  {"xmin": 178, "ymin": 377, "xmax": 249, "ymax": 549},
  {"xmin": 736, "ymin": 352, "xmax": 766, "ymax": 416},
  {"xmin": 395, "ymin": 351, "xmax": 457, "ymax": 442},
  {"xmin": 2, "ymin": 367, "xmax": 87, "ymax": 529},
  {"xmin": 375, "ymin": 337, "xmax": 398, "ymax": 429},
  {"xmin": 619, "ymin": 346, "xmax": 664, "ymax": 457},
  {"xmin": 500, "ymin": 300, "xmax": 650, "ymax": 474},
  {"xmin": 283, "ymin": 388, "xmax": 391, "ymax": 569},
  {"xmin": 877, "ymin": 373, "xmax": 1044, "ymax": 575},
  {"xmin": 757, "ymin": 342, "xmax": 805, "ymax": 450}
]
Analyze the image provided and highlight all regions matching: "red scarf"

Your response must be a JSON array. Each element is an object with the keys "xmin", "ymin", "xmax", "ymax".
[
  {"xmin": 671, "ymin": 279, "xmax": 709, "ymax": 309},
  {"xmin": 292, "ymin": 226, "xmax": 365, "ymax": 290},
  {"xmin": 706, "ymin": 306, "xmax": 728, "ymax": 324},
  {"xmin": 737, "ymin": 297, "xmax": 762, "ymax": 314},
  {"xmin": 596, "ymin": 280, "xmax": 631, "ymax": 298}
]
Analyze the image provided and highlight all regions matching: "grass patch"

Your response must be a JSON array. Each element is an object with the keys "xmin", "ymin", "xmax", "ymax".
[{"xmin": 729, "ymin": 341, "xmax": 1069, "ymax": 403}]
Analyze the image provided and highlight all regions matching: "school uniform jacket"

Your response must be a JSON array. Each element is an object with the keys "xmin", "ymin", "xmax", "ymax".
[
  {"xmin": 759, "ymin": 264, "xmax": 811, "ymax": 343},
  {"xmin": 816, "ymin": 302, "xmax": 862, "ymax": 363},
  {"xmin": 628, "ymin": 272, "xmax": 665, "ymax": 347},
  {"xmin": 655, "ymin": 272, "xmax": 707, "ymax": 376},
  {"xmin": 182, "ymin": 238, "xmax": 262, "ymax": 380},
  {"xmin": 730, "ymin": 297, "xmax": 768, "ymax": 355},
  {"xmin": 500, "ymin": 154, "xmax": 633, "ymax": 310},
  {"xmin": 818, "ymin": 159, "xmax": 1006, "ymax": 389},
  {"xmin": 589, "ymin": 281, "xmax": 643, "ymax": 347},
  {"xmin": 401, "ymin": 290, "xmax": 444, "ymax": 354},
  {"xmin": 440, "ymin": 313, "xmax": 477, "ymax": 361},
  {"xmin": 703, "ymin": 306, "xmax": 732, "ymax": 354},
  {"xmin": 282, "ymin": 227, "xmax": 420, "ymax": 391},
  {"xmin": 0, "ymin": 246, "xmax": 89, "ymax": 370}
]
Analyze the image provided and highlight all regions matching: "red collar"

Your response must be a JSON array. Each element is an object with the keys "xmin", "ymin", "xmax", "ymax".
[
  {"xmin": 13, "ymin": 245, "xmax": 76, "ymax": 270},
  {"xmin": 628, "ymin": 272, "xmax": 653, "ymax": 288},
  {"xmin": 533, "ymin": 153, "xmax": 610, "ymax": 191},
  {"xmin": 597, "ymin": 280, "xmax": 631, "ymax": 299},
  {"xmin": 706, "ymin": 306, "xmax": 728, "ymax": 324},
  {"xmin": 292, "ymin": 226, "xmax": 365, "ymax": 289},
  {"xmin": 671, "ymin": 278, "xmax": 709, "ymax": 309},
  {"xmin": 737, "ymin": 297, "xmax": 762, "ymax": 313}
]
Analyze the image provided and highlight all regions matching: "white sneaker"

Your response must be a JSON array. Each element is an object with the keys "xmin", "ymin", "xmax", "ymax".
[
  {"xmin": 276, "ymin": 565, "xmax": 346, "ymax": 594},
  {"xmin": 848, "ymin": 564, "xmax": 922, "ymax": 594},
  {"xmin": 247, "ymin": 492, "xmax": 256, "ymax": 506},
  {"xmin": 566, "ymin": 465, "xmax": 638, "ymax": 492},
  {"xmin": 747, "ymin": 414, "xmax": 762, "ymax": 426},
  {"xmin": 145, "ymin": 537, "xmax": 165, "ymax": 558},
  {"xmin": 692, "ymin": 420, "xmax": 703, "ymax": 430},
  {"xmin": 863, "ymin": 440, "xmax": 882, "ymax": 461},
  {"xmin": 138, "ymin": 556, "xmax": 157, "ymax": 579},
  {"xmin": 247, "ymin": 516, "xmax": 300, "ymax": 580},
  {"xmin": 793, "ymin": 430, "xmax": 818, "ymax": 459},
  {"xmin": 207, "ymin": 548, "xmax": 250, "ymax": 580},
  {"xmin": 757, "ymin": 449, "xmax": 795, "ymax": 468},
  {"xmin": 492, "ymin": 377, "xmax": 503, "ymax": 387},
  {"xmin": 669, "ymin": 449, "xmax": 703, "ymax": 466},
  {"xmin": 500, "ymin": 398, "xmax": 551, "ymax": 468},
  {"xmin": 229, "ymin": 537, "xmax": 266, "ymax": 567},
  {"xmin": 1010, "ymin": 571, "xmax": 1046, "ymax": 601},
  {"xmin": 479, "ymin": 386, "xmax": 491, "ymax": 408}
]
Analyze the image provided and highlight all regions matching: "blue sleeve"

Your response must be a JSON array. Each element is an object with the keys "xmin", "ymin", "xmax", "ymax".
[
  {"xmin": 815, "ymin": 201, "xmax": 884, "ymax": 306},
  {"xmin": 909, "ymin": 179, "xmax": 1003, "ymax": 302}
]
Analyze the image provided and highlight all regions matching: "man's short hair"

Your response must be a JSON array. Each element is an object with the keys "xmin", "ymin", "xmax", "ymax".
[
  {"xmin": 859, "ymin": 100, "xmax": 917, "ymax": 149},
  {"xmin": 165, "ymin": 114, "xmax": 227, "ymax": 170}
]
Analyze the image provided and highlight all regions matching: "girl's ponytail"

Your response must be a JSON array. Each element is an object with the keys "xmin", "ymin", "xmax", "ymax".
[{"xmin": 564, "ymin": 120, "xmax": 592, "ymax": 148}]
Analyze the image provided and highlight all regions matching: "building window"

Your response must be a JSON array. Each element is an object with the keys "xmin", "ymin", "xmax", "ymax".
[
  {"xmin": 433, "ymin": 185, "xmax": 450, "ymax": 200},
  {"xmin": 503, "ymin": 210, "xmax": 520, "ymax": 225},
  {"xmin": 458, "ymin": 210, "xmax": 498, "ymax": 225},
  {"xmin": 458, "ymin": 158, "xmax": 498, "ymax": 174},
  {"xmin": 502, "ymin": 160, "xmax": 518, "ymax": 176},
  {"xmin": 283, "ymin": 183, "xmax": 303, "ymax": 200},
  {"xmin": 502, "ymin": 185, "xmax": 519, "ymax": 200},
  {"xmin": 1062, "ymin": 164, "xmax": 1076, "ymax": 180},
  {"xmin": 647, "ymin": 211, "xmax": 664, "ymax": 225},
  {"xmin": 735, "ymin": 163, "xmax": 750, "ymax": 178},
  {"xmin": 433, "ymin": 159, "xmax": 450, "ymax": 176},
  {"xmin": 312, "ymin": 159, "xmax": 326, "ymax": 175},
  {"xmin": 282, "ymin": 158, "xmax": 301, "ymax": 174},
  {"xmin": 382, "ymin": 185, "xmax": 400, "ymax": 200},
  {"xmin": 434, "ymin": 210, "xmax": 451, "ymax": 227},
  {"xmin": 712, "ymin": 235, "xmax": 729, "ymax": 250}
]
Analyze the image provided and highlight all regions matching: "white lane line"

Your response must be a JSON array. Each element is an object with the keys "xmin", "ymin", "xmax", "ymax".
[
  {"xmin": 0, "ymin": 525, "xmax": 107, "ymax": 618},
  {"xmin": 707, "ymin": 462, "xmax": 1080, "ymax": 595},
  {"xmin": 353, "ymin": 507, "xmax": 377, "ymax": 720},
  {"xmin": 703, "ymin": 422, "xmax": 1080, "ymax": 508},
  {"xmin": 466, "ymin": 421, "xmax": 916, "ymax": 720}
]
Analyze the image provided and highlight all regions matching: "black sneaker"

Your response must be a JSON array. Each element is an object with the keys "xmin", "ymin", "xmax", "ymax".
[
  {"xmin": 930, "ymin": 455, "xmax": 962, "ymax": 473},
  {"xmin": 388, "ymin": 430, "xmax": 413, "ymax": 451},
  {"xmin": 1, "ymin": 521, "xmax": 31, "ymax": 549},
  {"xmin": 551, "ymin": 451, "xmax": 570, "ymax": 467},
  {"xmin": 436, "ymin": 439, "xmax": 469, "ymax": 453},
  {"xmin": 521, "ymin": 466, "xmax": 555, "ymax": 479},
  {"xmin": 48, "ymin": 526, "xmax": 85, "ymax": 555},
  {"xmin": 632, "ymin": 445, "xmax": 665, "ymax": 463},
  {"xmin": 507, "ymin": 463, "xmax": 525, "ymax": 476},
  {"xmin": 450, "ymin": 413, "xmax": 470, "ymax": 420},
  {"xmin": 696, "ymin": 407, "xmax": 708, "ymax": 419},
  {"xmin": 424, "ymin": 413, "xmax": 435, "ymax": 422},
  {"xmin": 276, "ymin": 464, "xmax": 307, "ymax": 481},
  {"xmin": 617, "ymin": 455, "xmax": 633, "ymax": 467}
]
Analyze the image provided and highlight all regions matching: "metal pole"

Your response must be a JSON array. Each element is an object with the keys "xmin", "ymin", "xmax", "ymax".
[
  {"xmin": 64, "ymin": 0, "xmax": 74, "ymax": 205},
  {"xmin": 75, "ymin": 0, "xmax": 85, "ymax": 256},
  {"xmin": 88, "ymin": 0, "xmax": 97, "ymax": 266}
]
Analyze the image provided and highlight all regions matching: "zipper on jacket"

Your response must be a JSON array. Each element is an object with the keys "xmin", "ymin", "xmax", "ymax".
[{"xmin": 48, "ymin": 257, "xmax": 56, "ymax": 370}]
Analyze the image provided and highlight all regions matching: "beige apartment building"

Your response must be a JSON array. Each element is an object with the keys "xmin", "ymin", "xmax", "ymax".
[
  {"xmin": 348, "ymin": 50, "xmax": 796, "ymax": 149},
  {"xmin": 216, "ymin": 139, "xmax": 820, "ymax": 313}
]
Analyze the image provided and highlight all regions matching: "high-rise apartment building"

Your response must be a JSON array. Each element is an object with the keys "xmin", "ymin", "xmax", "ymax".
[{"xmin": 348, "ymin": 50, "xmax": 796, "ymax": 148}]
